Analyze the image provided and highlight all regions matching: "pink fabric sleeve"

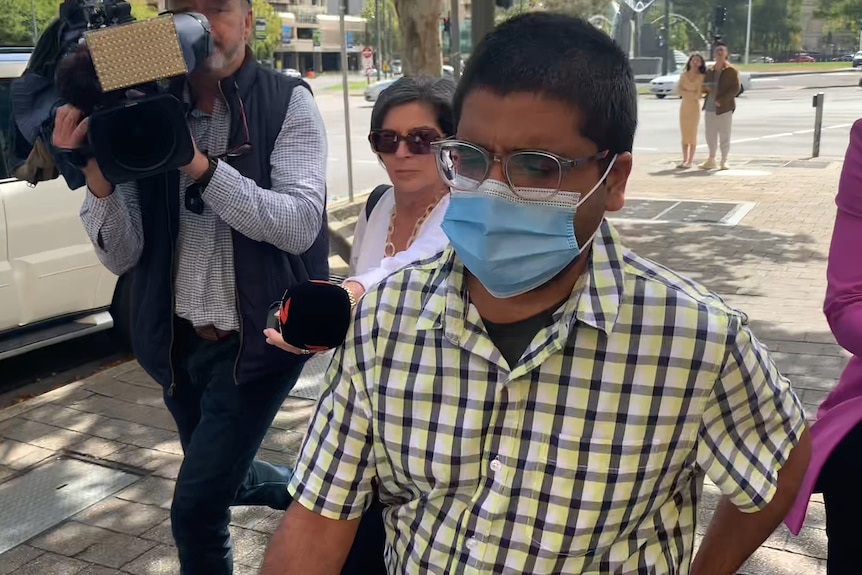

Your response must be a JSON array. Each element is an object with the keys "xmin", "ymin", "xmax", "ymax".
[{"xmin": 824, "ymin": 119, "xmax": 862, "ymax": 357}]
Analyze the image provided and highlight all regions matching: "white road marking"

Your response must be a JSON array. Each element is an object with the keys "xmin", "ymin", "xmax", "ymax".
[{"xmin": 694, "ymin": 123, "xmax": 852, "ymax": 148}]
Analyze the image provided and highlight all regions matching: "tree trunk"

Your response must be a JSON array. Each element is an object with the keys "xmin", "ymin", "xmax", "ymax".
[{"xmin": 393, "ymin": 0, "xmax": 444, "ymax": 76}]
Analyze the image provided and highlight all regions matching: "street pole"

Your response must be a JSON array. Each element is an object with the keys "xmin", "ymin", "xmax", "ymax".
[
  {"xmin": 450, "ymin": 0, "xmax": 461, "ymax": 80},
  {"xmin": 471, "ymin": 0, "xmax": 495, "ymax": 51},
  {"xmin": 339, "ymin": 0, "xmax": 355, "ymax": 201},
  {"xmin": 662, "ymin": 0, "xmax": 670, "ymax": 75},
  {"xmin": 375, "ymin": 0, "xmax": 382, "ymax": 81},
  {"xmin": 31, "ymin": 0, "xmax": 37, "ymax": 44},
  {"xmin": 744, "ymin": 0, "xmax": 752, "ymax": 64},
  {"xmin": 386, "ymin": 6, "xmax": 393, "ymax": 77},
  {"xmin": 812, "ymin": 92, "xmax": 824, "ymax": 158}
]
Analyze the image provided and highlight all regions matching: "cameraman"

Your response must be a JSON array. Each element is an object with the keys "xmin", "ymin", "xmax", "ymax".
[{"xmin": 52, "ymin": 0, "xmax": 328, "ymax": 572}]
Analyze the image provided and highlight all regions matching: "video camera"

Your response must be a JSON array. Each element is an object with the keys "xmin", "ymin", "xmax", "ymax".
[{"xmin": 51, "ymin": 0, "xmax": 213, "ymax": 184}]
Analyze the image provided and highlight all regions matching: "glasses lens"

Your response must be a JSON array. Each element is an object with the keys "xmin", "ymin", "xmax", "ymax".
[
  {"xmin": 370, "ymin": 130, "xmax": 399, "ymax": 154},
  {"xmin": 506, "ymin": 152, "xmax": 562, "ymax": 196},
  {"xmin": 435, "ymin": 142, "xmax": 488, "ymax": 190},
  {"xmin": 404, "ymin": 128, "xmax": 440, "ymax": 155}
]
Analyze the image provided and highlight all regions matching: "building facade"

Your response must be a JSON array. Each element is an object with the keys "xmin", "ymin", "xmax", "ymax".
[{"xmin": 272, "ymin": 0, "xmax": 368, "ymax": 73}]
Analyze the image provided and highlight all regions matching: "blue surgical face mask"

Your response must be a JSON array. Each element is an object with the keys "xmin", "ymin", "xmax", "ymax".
[{"xmin": 441, "ymin": 156, "xmax": 617, "ymax": 298}]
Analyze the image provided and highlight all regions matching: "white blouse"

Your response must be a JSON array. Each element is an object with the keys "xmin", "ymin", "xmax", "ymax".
[{"xmin": 348, "ymin": 186, "xmax": 450, "ymax": 290}]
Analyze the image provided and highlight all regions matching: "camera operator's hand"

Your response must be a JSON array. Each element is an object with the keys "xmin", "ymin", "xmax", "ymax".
[
  {"xmin": 53, "ymin": 105, "xmax": 89, "ymax": 150},
  {"xmin": 53, "ymin": 105, "xmax": 113, "ymax": 198}
]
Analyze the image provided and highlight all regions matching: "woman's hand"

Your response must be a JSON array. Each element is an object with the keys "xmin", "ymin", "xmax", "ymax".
[
  {"xmin": 342, "ymin": 280, "xmax": 365, "ymax": 302},
  {"xmin": 264, "ymin": 328, "xmax": 317, "ymax": 356}
]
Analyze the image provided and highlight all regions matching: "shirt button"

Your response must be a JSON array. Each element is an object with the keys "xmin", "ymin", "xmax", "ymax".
[
  {"xmin": 466, "ymin": 537, "xmax": 479, "ymax": 550},
  {"xmin": 490, "ymin": 458, "xmax": 503, "ymax": 472}
]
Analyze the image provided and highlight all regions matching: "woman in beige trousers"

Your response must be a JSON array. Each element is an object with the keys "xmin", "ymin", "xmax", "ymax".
[{"xmin": 677, "ymin": 53, "xmax": 706, "ymax": 168}]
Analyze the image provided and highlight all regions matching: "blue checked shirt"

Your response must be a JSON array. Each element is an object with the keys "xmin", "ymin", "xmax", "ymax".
[{"xmin": 288, "ymin": 220, "xmax": 806, "ymax": 574}]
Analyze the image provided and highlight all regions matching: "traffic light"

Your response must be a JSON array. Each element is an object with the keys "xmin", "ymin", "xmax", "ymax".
[
  {"xmin": 495, "ymin": 0, "xmax": 514, "ymax": 7},
  {"xmin": 443, "ymin": 17, "xmax": 450, "ymax": 34},
  {"xmin": 714, "ymin": 5, "xmax": 726, "ymax": 29}
]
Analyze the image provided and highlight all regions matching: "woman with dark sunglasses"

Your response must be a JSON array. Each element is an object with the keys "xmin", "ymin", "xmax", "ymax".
[{"xmin": 341, "ymin": 74, "xmax": 456, "ymax": 302}]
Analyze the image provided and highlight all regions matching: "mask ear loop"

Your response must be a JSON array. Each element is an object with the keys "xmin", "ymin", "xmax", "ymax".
[
  {"xmin": 575, "ymin": 153, "xmax": 618, "ymax": 209},
  {"xmin": 574, "ymin": 153, "xmax": 619, "ymax": 252}
]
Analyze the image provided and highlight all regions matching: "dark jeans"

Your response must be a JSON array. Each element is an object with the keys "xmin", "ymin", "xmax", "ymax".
[
  {"xmin": 164, "ymin": 327, "xmax": 301, "ymax": 575},
  {"xmin": 818, "ymin": 419, "xmax": 862, "ymax": 575}
]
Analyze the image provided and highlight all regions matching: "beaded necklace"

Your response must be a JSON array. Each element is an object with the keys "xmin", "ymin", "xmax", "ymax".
[{"xmin": 383, "ymin": 191, "xmax": 447, "ymax": 257}]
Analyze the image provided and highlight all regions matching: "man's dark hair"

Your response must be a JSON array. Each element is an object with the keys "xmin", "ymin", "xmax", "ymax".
[
  {"xmin": 371, "ymin": 75, "xmax": 457, "ymax": 137},
  {"xmin": 454, "ymin": 12, "xmax": 638, "ymax": 155}
]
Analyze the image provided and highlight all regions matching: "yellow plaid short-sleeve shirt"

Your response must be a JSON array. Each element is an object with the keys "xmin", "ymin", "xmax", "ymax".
[{"xmin": 288, "ymin": 220, "xmax": 805, "ymax": 575}]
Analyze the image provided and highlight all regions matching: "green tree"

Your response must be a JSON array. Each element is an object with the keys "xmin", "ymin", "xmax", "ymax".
[
  {"xmin": 129, "ymin": 0, "xmax": 158, "ymax": 20},
  {"xmin": 0, "ymin": 0, "xmax": 62, "ymax": 46},
  {"xmin": 250, "ymin": 0, "xmax": 281, "ymax": 63},
  {"xmin": 815, "ymin": 0, "xmax": 862, "ymax": 45},
  {"xmin": 360, "ymin": 0, "xmax": 401, "ymax": 59}
]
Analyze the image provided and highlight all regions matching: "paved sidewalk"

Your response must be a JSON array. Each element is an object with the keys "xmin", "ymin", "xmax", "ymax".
[{"xmin": 0, "ymin": 153, "xmax": 846, "ymax": 574}]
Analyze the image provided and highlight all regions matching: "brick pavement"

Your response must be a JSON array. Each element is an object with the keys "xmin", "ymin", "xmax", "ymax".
[{"xmin": 0, "ymin": 154, "xmax": 847, "ymax": 574}]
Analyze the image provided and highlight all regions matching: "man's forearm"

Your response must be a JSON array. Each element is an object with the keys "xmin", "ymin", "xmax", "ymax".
[
  {"xmin": 261, "ymin": 501, "xmax": 359, "ymax": 575},
  {"xmin": 79, "ymin": 177, "xmax": 144, "ymax": 276},
  {"xmin": 691, "ymin": 428, "xmax": 811, "ymax": 575}
]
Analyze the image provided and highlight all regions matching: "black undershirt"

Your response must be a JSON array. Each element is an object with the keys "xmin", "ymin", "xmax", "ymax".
[{"xmin": 482, "ymin": 297, "xmax": 569, "ymax": 367}]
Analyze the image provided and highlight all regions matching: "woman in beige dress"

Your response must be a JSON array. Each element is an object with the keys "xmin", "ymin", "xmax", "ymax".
[{"xmin": 677, "ymin": 53, "xmax": 706, "ymax": 168}]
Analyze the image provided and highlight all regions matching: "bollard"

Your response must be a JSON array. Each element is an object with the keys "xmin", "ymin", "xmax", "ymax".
[{"xmin": 812, "ymin": 91, "xmax": 825, "ymax": 158}]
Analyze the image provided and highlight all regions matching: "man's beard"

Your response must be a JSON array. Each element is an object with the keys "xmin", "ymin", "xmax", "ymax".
[{"xmin": 206, "ymin": 44, "xmax": 241, "ymax": 72}]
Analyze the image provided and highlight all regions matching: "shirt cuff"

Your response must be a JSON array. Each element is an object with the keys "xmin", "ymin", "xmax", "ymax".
[
  {"xmin": 80, "ymin": 189, "xmax": 122, "ymax": 246},
  {"xmin": 287, "ymin": 474, "xmax": 368, "ymax": 521},
  {"xmin": 200, "ymin": 159, "xmax": 242, "ymax": 208}
]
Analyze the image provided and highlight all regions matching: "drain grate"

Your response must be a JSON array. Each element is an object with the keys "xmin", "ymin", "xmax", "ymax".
[
  {"xmin": 785, "ymin": 160, "xmax": 831, "ymax": 169},
  {"xmin": 611, "ymin": 198, "xmax": 755, "ymax": 225},
  {"xmin": 745, "ymin": 159, "xmax": 790, "ymax": 168},
  {"xmin": 743, "ymin": 159, "xmax": 831, "ymax": 169},
  {"xmin": 287, "ymin": 350, "xmax": 334, "ymax": 401},
  {"xmin": 0, "ymin": 456, "xmax": 140, "ymax": 554}
]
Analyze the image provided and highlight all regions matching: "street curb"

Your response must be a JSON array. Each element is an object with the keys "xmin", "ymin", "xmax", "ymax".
[{"xmin": 749, "ymin": 68, "xmax": 857, "ymax": 79}]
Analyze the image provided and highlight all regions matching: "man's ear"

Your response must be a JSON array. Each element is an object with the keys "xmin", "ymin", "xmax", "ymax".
[
  {"xmin": 244, "ymin": 4, "xmax": 253, "ymax": 41},
  {"xmin": 604, "ymin": 152, "xmax": 632, "ymax": 213}
]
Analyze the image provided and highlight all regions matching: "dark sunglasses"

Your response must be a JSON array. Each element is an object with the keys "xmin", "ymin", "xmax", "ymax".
[
  {"xmin": 186, "ymin": 95, "xmax": 252, "ymax": 214},
  {"xmin": 368, "ymin": 127, "xmax": 441, "ymax": 155}
]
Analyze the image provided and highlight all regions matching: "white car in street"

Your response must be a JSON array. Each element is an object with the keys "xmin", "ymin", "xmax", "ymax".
[
  {"xmin": 364, "ymin": 78, "xmax": 398, "ymax": 102},
  {"xmin": 0, "ymin": 50, "xmax": 130, "ymax": 360},
  {"xmin": 649, "ymin": 63, "xmax": 751, "ymax": 99}
]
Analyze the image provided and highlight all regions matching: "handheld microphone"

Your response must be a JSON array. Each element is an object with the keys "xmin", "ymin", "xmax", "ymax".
[{"xmin": 266, "ymin": 280, "xmax": 352, "ymax": 351}]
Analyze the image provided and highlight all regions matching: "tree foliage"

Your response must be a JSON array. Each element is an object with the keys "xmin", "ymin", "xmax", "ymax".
[
  {"xmin": 815, "ymin": 0, "xmax": 862, "ymax": 42},
  {"xmin": 250, "ymin": 0, "xmax": 281, "ymax": 63},
  {"xmin": 671, "ymin": 0, "xmax": 801, "ymax": 55},
  {"xmin": 360, "ymin": 0, "xmax": 401, "ymax": 57},
  {"xmin": 0, "ymin": 0, "xmax": 61, "ymax": 46}
]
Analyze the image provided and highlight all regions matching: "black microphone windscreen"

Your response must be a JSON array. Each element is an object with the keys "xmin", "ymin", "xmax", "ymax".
[{"xmin": 278, "ymin": 281, "xmax": 351, "ymax": 351}]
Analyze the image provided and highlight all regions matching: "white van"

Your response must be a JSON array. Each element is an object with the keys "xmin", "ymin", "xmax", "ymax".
[{"xmin": 0, "ymin": 50, "xmax": 129, "ymax": 360}]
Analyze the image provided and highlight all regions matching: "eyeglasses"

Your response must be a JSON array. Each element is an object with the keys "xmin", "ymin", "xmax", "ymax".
[
  {"xmin": 432, "ymin": 140, "xmax": 610, "ymax": 199},
  {"xmin": 368, "ymin": 127, "xmax": 441, "ymax": 155}
]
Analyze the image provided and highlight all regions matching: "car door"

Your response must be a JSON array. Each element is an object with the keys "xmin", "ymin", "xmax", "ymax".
[{"xmin": 0, "ymin": 68, "xmax": 117, "ymax": 332}]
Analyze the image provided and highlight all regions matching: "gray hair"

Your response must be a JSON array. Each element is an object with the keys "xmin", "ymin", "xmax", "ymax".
[{"xmin": 370, "ymin": 75, "xmax": 457, "ymax": 137}]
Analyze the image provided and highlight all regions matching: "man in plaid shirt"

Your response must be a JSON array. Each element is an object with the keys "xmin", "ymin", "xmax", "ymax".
[{"xmin": 263, "ymin": 13, "xmax": 810, "ymax": 575}]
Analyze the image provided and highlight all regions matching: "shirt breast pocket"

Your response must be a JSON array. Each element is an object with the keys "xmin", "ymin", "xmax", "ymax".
[{"xmin": 524, "ymin": 433, "xmax": 692, "ymax": 563}]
